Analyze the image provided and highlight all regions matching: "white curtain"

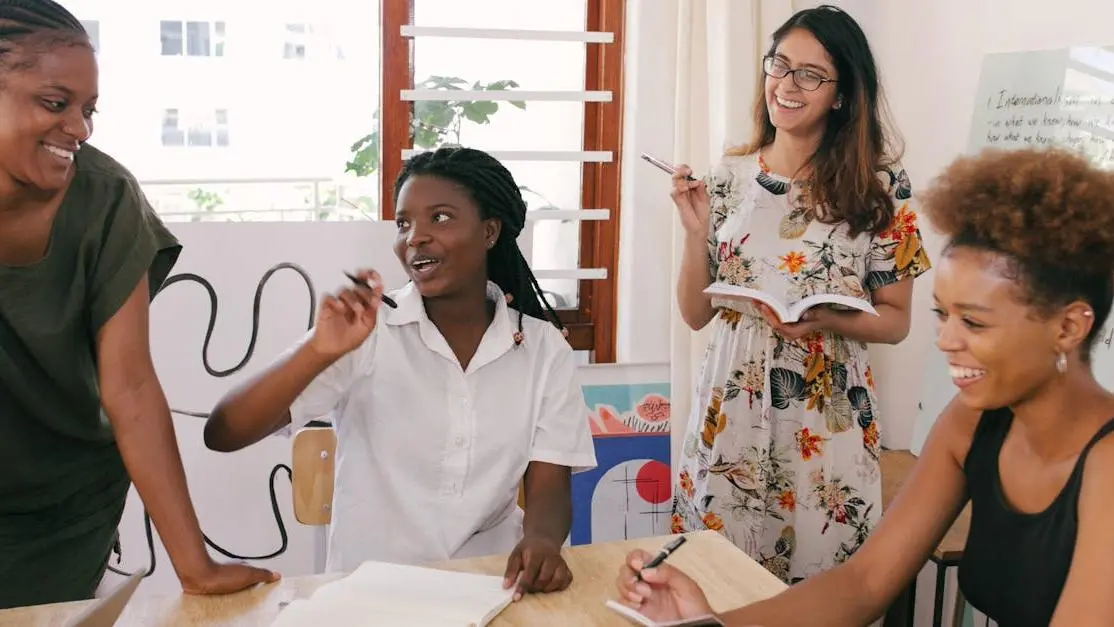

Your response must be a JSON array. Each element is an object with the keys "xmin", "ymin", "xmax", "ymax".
[{"xmin": 668, "ymin": 0, "xmax": 799, "ymax": 469}]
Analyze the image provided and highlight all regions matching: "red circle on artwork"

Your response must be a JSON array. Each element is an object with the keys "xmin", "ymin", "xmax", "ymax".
[{"xmin": 635, "ymin": 460, "xmax": 672, "ymax": 504}]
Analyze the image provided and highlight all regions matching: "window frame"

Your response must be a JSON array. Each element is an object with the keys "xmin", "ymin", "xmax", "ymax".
[{"xmin": 378, "ymin": 0, "xmax": 625, "ymax": 362}]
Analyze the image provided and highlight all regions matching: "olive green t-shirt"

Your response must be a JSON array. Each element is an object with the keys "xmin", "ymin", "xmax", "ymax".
[{"xmin": 0, "ymin": 144, "xmax": 180, "ymax": 516}]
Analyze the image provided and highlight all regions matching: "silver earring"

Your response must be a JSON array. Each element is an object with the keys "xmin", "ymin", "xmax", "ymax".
[{"xmin": 1056, "ymin": 352, "xmax": 1068, "ymax": 374}]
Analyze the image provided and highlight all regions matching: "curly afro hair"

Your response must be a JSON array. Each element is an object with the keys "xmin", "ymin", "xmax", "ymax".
[{"xmin": 921, "ymin": 147, "xmax": 1114, "ymax": 352}]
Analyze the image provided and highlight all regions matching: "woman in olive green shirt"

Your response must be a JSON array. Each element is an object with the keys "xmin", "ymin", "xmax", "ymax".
[{"xmin": 0, "ymin": 1, "xmax": 276, "ymax": 608}]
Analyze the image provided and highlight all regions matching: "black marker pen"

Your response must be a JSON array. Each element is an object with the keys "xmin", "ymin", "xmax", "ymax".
[
  {"xmin": 636, "ymin": 535, "xmax": 687, "ymax": 582},
  {"xmin": 344, "ymin": 271, "xmax": 398, "ymax": 309}
]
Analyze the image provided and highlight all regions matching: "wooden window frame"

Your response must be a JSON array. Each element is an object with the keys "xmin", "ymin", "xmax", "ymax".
[{"xmin": 379, "ymin": 0, "xmax": 625, "ymax": 363}]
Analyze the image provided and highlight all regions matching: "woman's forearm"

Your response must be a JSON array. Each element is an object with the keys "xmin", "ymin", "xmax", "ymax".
[
  {"xmin": 102, "ymin": 376, "xmax": 213, "ymax": 584},
  {"xmin": 204, "ymin": 343, "xmax": 336, "ymax": 452},
  {"xmin": 677, "ymin": 233, "xmax": 717, "ymax": 330},
  {"xmin": 521, "ymin": 462, "xmax": 573, "ymax": 547},
  {"xmin": 817, "ymin": 303, "xmax": 911, "ymax": 344},
  {"xmin": 719, "ymin": 561, "xmax": 883, "ymax": 627}
]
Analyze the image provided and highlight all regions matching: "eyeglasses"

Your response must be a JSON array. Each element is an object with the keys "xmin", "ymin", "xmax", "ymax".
[{"xmin": 762, "ymin": 56, "xmax": 837, "ymax": 92}]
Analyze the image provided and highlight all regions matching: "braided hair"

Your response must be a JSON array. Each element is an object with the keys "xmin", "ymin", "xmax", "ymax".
[
  {"xmin": 0, "ymin": 0, "xmax": 90, "ymax": 73},
  {"xmin": 393, "ymin": 146, "xmax": 565, "ymax": 342}
]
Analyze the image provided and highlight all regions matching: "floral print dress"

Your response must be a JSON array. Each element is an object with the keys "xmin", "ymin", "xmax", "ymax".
[{"xmin": 671, "ymin": 153, "xmax": 931, "ymax": 584}]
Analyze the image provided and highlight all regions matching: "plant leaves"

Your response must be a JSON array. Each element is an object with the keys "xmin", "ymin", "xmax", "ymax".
[
  {"xmin": 847, "ymin": 386, "xmax": 872, "ymax": 412},
  {"xmin": 831, "ymin": 362, "xmax": 847, "ymax": 392},
  {"xmin": 824, "ymin": 393, "xmax": 853, "ymax": 433},
  {"xmin": 864, "ymin": 270, "xmax": 896, "ymax": 292},
  {"xmin": 770, "ymin": 367, "xmax": 805, "ymax": 410},
  {"xmin": 857, "ymin": 409, "xmax": 874, "ymax": 430}
]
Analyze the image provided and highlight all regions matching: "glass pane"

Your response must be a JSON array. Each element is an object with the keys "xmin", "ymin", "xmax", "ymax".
[
  {"xmin": 411, "ymin": 0, "xmax": 589, "ymax": 307},
  {"xmin": 415, "ymin": 0, "xmax": 588, "ymax": 31},
  {"xmin": 186, "ymin": 21, "xmax": 211, "ymax": 57},
  {"xmin": 81, "ymin": 20, "xmax": 99, "ymax": 51},
  {"xmin": 89, "ymin": 2, "xmax": 381, "ymax": 223},
  {"xmin": 160, "ymin": 21, "xmax": 182, "ymax": 56}
]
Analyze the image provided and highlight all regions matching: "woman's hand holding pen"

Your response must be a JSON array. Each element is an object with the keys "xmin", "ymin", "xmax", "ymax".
[
  {"xmin": 670, "ymin": 164, "xmax": 710, "ymax": 239},
  {"xmin": 309, "ymin": 268, "xmax": 384, "ymax": 359},
  {"xmin": 614, "ymin": 549, "xmax": 714, "ymax": 622}
]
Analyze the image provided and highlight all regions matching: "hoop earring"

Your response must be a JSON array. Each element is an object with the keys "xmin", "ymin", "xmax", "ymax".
[{"xmin": 1056, "ymin": 352, "xmax": 1068, "ymax": 374}]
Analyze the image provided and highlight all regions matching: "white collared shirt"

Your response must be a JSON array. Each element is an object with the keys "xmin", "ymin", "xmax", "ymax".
[{"xmin": 281, "ymin": 281, "xmax": 597, "ymax": 572}]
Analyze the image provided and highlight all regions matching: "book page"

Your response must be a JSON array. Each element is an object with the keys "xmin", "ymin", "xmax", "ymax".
[
  {"xmin": 271, "ymin": 562, "xmax": 514, "ymax": 627},
  {"xmin": 605, "ymin": 600, "xmax": 725, "ymax": 626},
  {"xmin": 787, "ymin": 293, "xmax": 877, "ymax": 320}
]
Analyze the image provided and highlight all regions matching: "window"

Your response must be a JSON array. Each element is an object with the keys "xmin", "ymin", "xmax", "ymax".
[
  {"xmin": 379, "ymin": 0, "xmax": 625, "ymax": 361},
  {"xmin": 162, "ymin": 108, "xmax": 230, "ymax": 148},
  {"xmin": 97, "ymin": 3, "xmax": 622, "ymax": 359},
  {"xmin": 81, "ymin": 20, "xmax": 99, "ymax": 51},
  {"xmin": 284, "ymin": 23, "xmax": 307, "ymax": 59},
  {"xmin": 282, "ymin": 22, "xmax": 343, "ymax": 60},
  {"xmin": 161, "ymin": 20, "xmax": 225, "ymax": 57},
  {"xmin": 161, "ymin": 109, "xmax": 184, "ymax": 146}
]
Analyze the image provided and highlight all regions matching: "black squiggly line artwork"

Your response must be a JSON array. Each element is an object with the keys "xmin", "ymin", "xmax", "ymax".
[
  {"xmin": 107, "ymin": 263, "xmax": 318, "ymax": 578},
  {"xmin": 152, "ymin": 262, "xmax": 317, "ymax": 418}
]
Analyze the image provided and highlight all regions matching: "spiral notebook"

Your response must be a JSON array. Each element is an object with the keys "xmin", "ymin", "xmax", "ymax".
[{"xmin": 271, "ymin": 561, "xmax": 514, "ymax": 627}]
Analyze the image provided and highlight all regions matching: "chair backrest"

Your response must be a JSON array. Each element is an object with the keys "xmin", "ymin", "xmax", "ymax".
[
  {"xmin": 290, "ymin": 425, "xmax": 526, "ymax": 526},
  {"xmin": 291, "ymin": 426, "xmax": 337, "ymax": 525}
]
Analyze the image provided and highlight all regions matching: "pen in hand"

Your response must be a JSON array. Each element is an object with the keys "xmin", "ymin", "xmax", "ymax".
[
  {"xmin": 343, "ymin": 271, "xmax": 398, "ymax": 309},
  {"xmin": 636, "ymin": 535, "xmax": 687, "ymax": 582},
  {"xmin": 640, "ymin": 152, "xmax": 698, "ymax": 181}
]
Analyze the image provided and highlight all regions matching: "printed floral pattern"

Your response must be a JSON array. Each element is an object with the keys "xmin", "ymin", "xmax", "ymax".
[{"xmin": 674, "ymin": 153, "xmax": 931, "ymax": 584}]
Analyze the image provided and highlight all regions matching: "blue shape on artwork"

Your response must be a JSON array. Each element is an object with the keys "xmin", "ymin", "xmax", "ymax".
[{"xmin": 570, "ymin": 433, "xmax": 671, "ymax": 545}]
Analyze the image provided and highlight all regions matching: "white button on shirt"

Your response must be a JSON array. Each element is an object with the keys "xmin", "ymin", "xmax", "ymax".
[{"xmin": 282, "ymin": 281, "xmax": 597, "ymax": 573}]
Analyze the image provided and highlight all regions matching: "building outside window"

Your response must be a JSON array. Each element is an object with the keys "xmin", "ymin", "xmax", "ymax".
[{"xmin": 161, "ymin": 20, "xmax": 225, "ymax": 57}]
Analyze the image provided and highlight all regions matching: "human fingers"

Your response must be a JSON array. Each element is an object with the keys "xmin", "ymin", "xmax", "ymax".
[
  {"xmin": 502, "ymin": 546, "xmax": 523, "ymax": 590},
  {"xmin": 514, "ymin": 550, "xmax": 544, "ymax": 600},
  {"xmin": 547, "ymin": 560, "xmax": 573, "ymax": 592},
  {"xmin": 530, "ymin": 554, "xmax": 559, "ymax": 592}
]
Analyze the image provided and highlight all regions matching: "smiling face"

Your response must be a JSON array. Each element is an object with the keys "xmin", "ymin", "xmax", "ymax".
[
  {"xmin": 393, "ymin": 174, "xmax": 501, "ymax": 299},
  {"xmin": 0, "ymin": 41, "xmax": 97, "ymax": 194},
  {"xmin": 932, "ymin": 246, "xmax": 1095, "ymax": 410},
  {"xmin": 764, "ymin": 28, "xmax": 839, "ymax": 138}
]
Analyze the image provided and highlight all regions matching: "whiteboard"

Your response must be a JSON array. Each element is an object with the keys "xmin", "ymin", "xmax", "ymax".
[{"xmin": 911, "ymin": 45, "xmax": 1114, "ymax": 454}]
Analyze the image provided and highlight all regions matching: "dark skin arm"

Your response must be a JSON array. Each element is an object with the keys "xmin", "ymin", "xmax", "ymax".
[
  {"xmin": 503, "ymin": 461, "xmax": 574, "ymax": 600},
  {"xmin": 616, "ymin": 396, "xmax": 978, "ymax": 626},
  {"xmin": 97, "ymin": 275, "xmax": 276, "ymax": 593}
]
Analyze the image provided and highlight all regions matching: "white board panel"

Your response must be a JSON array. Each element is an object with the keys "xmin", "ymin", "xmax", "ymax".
[{"xmin": 911, "ymin": 45, "xmax": 1114, "ymax": 455}]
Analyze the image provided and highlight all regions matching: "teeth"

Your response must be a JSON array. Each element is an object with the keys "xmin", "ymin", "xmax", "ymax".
[
  {"xmin": 43, "ymin": 144, "xmax": 74, "ymax": 161},
  {"xmin": 948, "ymin": 366, "xmax": 986, "ymax": 379},
  {"xmin": 776, "ymin": 96, "xmax": 804, "ymax": 109}
]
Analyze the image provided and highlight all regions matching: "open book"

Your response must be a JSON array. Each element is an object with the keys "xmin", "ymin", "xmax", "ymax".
[
  {"xmin": 270, "ymin": 561, "xmax": 514, "ymax": 627},
  {"xmin": 606, "ymin": 600, "xmax": 725, "ymax": 626},
  {"xmin": 704, "ymin": 281, "xmax": 877, "ymax": 324}
]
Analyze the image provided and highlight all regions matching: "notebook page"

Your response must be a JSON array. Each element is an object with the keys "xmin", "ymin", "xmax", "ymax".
[
  {"xmin": 273, "ymin": 597, "xmax": 466, "ymax": 627},
  {"xmin": 270, "ymin": 561, "xmax": 514, "ymax": 626}
]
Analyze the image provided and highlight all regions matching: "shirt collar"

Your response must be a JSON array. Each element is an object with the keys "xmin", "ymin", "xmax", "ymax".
[{"xmin": 384, "ymin": 281, "xmax": 517, "ymax": 372}]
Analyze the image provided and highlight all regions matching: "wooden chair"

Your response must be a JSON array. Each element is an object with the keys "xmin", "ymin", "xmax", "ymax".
[
  {"xmin": 881, "ymin": 449, "xmax": 970, "ymax": 627},
  {"xmin": 291, "ymin": 425, "xmax": 527, "ymax": 527},
  {"xmin": 291, "ymin": 426, "xmax": 337, "ymax": 525}
]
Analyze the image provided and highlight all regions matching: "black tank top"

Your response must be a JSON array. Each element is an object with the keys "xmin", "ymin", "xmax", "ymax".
[{"xmin": 958, "ymin": 408, "xmax": 1114, "ymax": 627}]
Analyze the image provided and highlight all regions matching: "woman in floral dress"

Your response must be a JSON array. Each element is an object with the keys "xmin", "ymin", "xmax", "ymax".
[{"xmin": 669, "ymin": 6, "xmax": 931, "ymax": 584}]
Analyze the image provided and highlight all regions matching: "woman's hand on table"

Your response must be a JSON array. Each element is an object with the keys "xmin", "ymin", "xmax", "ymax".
[
  {"xmin": 180, "ymin": 559, "xmax": 280, "ymax": 596},
  {"xmin": 614, "ymin": 549, "xmax": 714, "ymax": 621},
  {"xmin": 503, "ymin": 536, "xmax": 573, "ymax": 600}
]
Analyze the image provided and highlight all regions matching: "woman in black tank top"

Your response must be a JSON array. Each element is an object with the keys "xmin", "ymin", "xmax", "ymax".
[{"xmin": 610, "ymin": 148, "xmax": 1114, "ymax": 627}]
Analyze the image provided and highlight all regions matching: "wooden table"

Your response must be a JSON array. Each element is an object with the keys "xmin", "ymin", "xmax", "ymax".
[
  {"xmin": 0, "ymin": 530, "xmax": 787, "ymax": 626},
  {"xmin": 880, "ymin": 449, "xmax": 971, "ymax": 627}
]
